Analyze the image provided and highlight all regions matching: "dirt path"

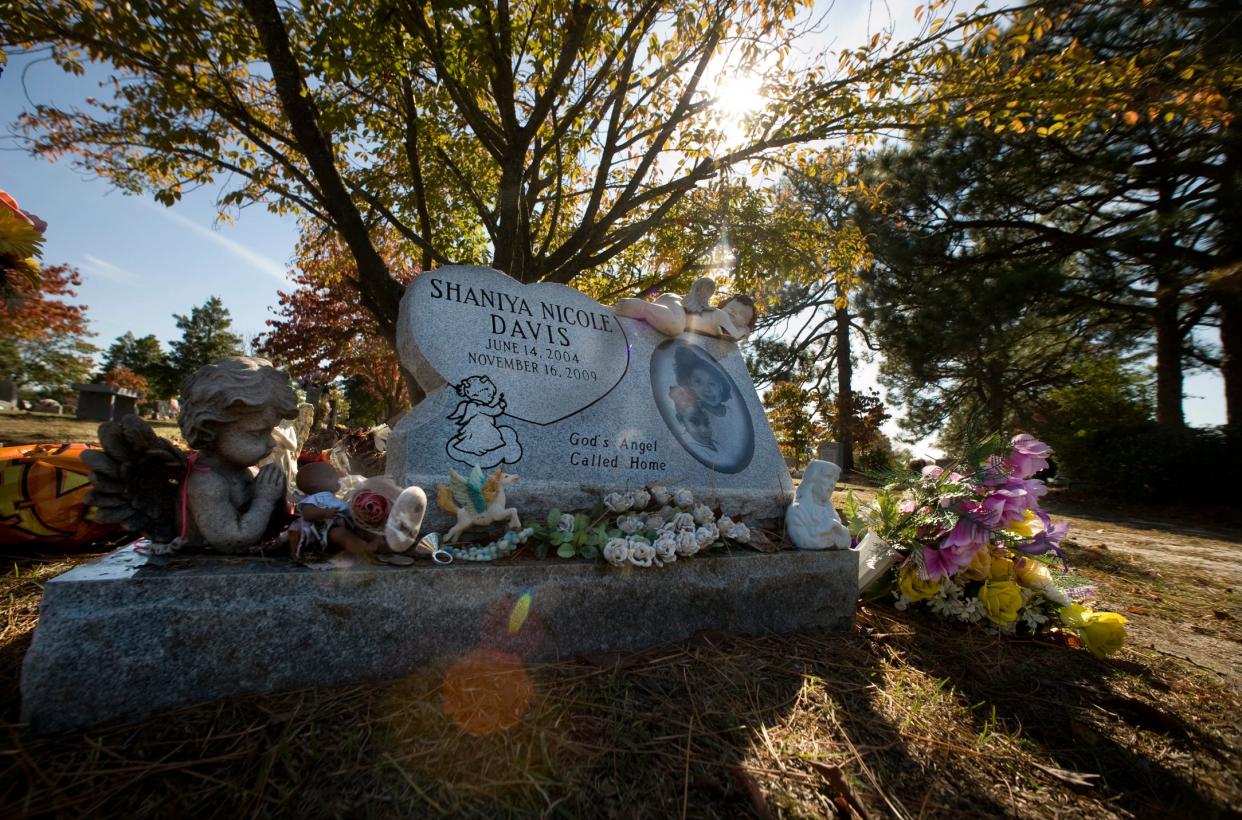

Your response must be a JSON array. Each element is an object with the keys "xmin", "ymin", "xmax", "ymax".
[
  {"xmin": 1050, "ymin": 505, "xmax": 1242, "ymax": 586},
  {"xmin": 1045, "ymin": 501, "xmax": 1242, "ymax": 687}
]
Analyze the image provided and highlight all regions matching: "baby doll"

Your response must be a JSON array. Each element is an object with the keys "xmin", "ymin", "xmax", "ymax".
[{"xmin": 288, "ymin": 461, "xmax": 383, "ymax": 557}]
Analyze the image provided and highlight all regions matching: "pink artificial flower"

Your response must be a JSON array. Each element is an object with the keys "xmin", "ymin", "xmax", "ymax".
[
  {"xmin": 1002, "ymin": 476, "xmax": 1047, "ymax": 510},
  {"xmin": 898, "ymin": 497, "xmax": 918, "ymax": 514},
  {"xmin": 942, "ymin": 514, "xmax": 992, "ymax": 550},
  {"xmin": 350, "ymin": 490, "xmax": 391, "ymax": 530},
  {"xmin": 978, "ymin": 455, "xmax": 1011, "ymax": 486},
  {"xmin": 1014, "ymin": 511, "xmax": 1069, "ymax": 567},
  {"xmin": 921, "ymin": 464, "xmax": 944, "ymax": 479},
  {"xmin": 922, "ymin": 543, "xmax": 979, "ymax": 580},
  {"xmin": 981, "ymin": 487, "xmax": 1029, "ymax": 528},
  {"xmin": 1007, "ymin": 434, "xmax": 1052, "ymax": 479},
  {"xmin": 959, "ymin": 499, "xmax": 1002, "ymax": 528}
]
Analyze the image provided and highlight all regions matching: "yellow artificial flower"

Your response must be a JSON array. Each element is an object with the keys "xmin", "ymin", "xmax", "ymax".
[
  {"xmin": 1060, "ymin": 604, "xmax": 1129, "ymax": 658},
  {"xmin": 1014, "ymin": 556, "xmax": 1053, "ymax": 589},
  {"xmin": 988, "ymin": 552, "xmax": 1016, "ymax": 582},
  {"xmin": 960, "ymin": 546, "xmax": 992, "ymax": 581},
  {"xmin": 978, "ymin": 580, "xmax": 1024, "ymax": 625},
  {"xmin": 898, "ymin": 566, "xmax": 942, "ymax": 602},
  {"xmin": 1059, "ymin": 603, "xmax": 1090, "ymax": 626},
  {"xmin": 1003, "ymin": 510, "xmax": 1045, "ymax": 539}
]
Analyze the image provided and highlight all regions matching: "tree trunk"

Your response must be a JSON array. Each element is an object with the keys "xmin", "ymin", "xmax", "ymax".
[
  {"xmin": 243, "ymin": 0, "xmax": 403, "ymax": 337},
  {"xmin": 1206, "ymin": 0, "xmax": 1242, "ymax": 430},
  {"xmin": 1154, "ymin": 275, "xmax": 1185, "ymax": 427},
  {"xmin": 1215, "ymin": 91, "xmax": 1241, "ymax": 428},
  {"xmin": 1222, "ymin": 290, "xmax": 1242, "ymax": 428},
  {"xmin": 834, "ymin": 305, "xmax": 854, "ymax": 472},
  {"xmin": 492, "ymin": 158, "xmax": 531, "ymax": 281}
]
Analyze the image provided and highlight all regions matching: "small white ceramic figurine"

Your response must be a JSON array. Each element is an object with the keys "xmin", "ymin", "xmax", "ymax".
[
  {"xmin": 614, "ymin": 277, "xmax": 757, "ymax": 341},
  {"xmin": 785, "ymin": 459, "xmax": 852, "ymax": 550}
]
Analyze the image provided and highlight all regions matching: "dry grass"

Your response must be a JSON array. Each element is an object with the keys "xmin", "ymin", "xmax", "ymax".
[
  {"xmin": 1, "ymin": 535, "xmax": 1239, "ymax": 818},
  {"xmin": 0, "ymin": 412, "xmax": 182, "ymax": 448}
]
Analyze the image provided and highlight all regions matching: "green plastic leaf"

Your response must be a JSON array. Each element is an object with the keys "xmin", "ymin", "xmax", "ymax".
[{"xmin": 556, "ymin": 543, "xmax": 576, "ymax": 559}]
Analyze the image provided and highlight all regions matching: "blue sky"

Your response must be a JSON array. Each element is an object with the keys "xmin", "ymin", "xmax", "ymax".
[
  {"xmin": 1, "ymin": 53, "xmax": 298, "ymax": 351},
  {"xmin": 0, "ymin": 5, "xmax": 1228, "ymax": 439}
]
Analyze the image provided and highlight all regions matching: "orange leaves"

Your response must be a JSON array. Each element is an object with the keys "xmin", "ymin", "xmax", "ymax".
[{"xmin": 1, "ymin": 264, "xmax": 90, "ymax": 342}]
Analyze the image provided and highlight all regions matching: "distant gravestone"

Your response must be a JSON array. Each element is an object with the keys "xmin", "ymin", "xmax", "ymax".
[
  {"xmin": 0, "ymin": 380, "xmax": 16, "ymax": 404},
  {"xmin": 31, "ymin": 398, "xmax": 62, "ymax": 415},
  {"xmin": 816, "ymin": 440, "xmax": 840, "ymax": 466},
  {"xmin": 72, "ymin": 384, "xmax": 140, "ymax": 422},
  {"xmin": 388, "ymin": 265, "xmax": 793, "ymax": 530}
]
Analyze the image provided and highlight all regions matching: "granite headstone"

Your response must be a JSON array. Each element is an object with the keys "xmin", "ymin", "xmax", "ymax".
[{"xmin": 388, "ymin": 265, "xmax": 793, "ymax": 531}]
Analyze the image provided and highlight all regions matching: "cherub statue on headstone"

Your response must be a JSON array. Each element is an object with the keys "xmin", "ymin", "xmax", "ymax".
[
  {"xmin": 785, "ymin": 459, "xmax": 852, "ymax": 550},
  {"xmin": 613, "ymin": 277, "xmax": 757, "ymax": 341},
  {"xmin": 84, "ymin": 356, "xmax": 300, "ymax": 553}
]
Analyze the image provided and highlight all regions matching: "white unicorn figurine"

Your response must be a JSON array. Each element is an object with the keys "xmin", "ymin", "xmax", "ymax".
[{"xmin": 436, "ymin": 466, "xmax": 521, "ymax": 543}]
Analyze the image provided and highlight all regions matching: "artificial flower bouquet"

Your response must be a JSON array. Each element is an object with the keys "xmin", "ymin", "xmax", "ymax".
[
  {"xmin": 533, "ymin": 484, "xmax": 757, "ymax": 567},
  {"xmin": 845, "ymin": 434, "xmax": 1128, "ymax": 657}
]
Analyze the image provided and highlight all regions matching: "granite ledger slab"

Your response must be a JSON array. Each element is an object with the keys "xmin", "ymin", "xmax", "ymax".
[
  {"xmin": 388, "ymin": 265, "xmax": 794, "ymax": 532},
  {"xmin": 21, "ymin": 545, "xmax": 858, "ymax": 732}
]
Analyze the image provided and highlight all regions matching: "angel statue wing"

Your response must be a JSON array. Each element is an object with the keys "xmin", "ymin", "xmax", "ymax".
[
  {"xmin": 680, "ymin": 277, "xmax": 717, "ymax": 314},
  {"xmin": 81, "ymin": 415, "xmax": 188, "ymax": 543}
]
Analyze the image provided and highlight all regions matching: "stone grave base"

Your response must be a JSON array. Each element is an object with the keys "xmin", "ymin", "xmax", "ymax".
[{"xmin": 21, "ymin": 545, "xmax": 858, "ymax": 733}]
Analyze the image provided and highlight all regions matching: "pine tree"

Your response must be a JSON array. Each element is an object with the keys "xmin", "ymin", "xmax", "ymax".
[
  {"xmin": 98, "ymin": 332, "xmax": 170, "ymax": 397},
  {"xmin": 166, "ymin": 297, "xmax": 243, "ymax": 390}
]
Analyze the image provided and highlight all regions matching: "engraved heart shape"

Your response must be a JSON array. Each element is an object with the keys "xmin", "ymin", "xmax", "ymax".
[{"xmin": 398, "ymin": 265, "xmax": 630, "ymax": 425}]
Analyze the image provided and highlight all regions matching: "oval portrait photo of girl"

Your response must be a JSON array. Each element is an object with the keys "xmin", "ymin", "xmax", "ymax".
[{"xmin": 650, "ymin": 339, "xmax": 754, "ymax": 474}]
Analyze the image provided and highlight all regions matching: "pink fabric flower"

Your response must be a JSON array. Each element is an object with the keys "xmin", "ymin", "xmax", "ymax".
[
  {"xmin": 981, "ymin": 487, "xmax": 1031, "ymax": 527},
  {"xmin": 350, "ymin": 490, "xmax": 391, "ymax": 531},
  {"xmin": 922, "ymin": 543, "xmax": 979, "ymax": 580},
  {"xmin": 1002, "ymin": 476, "xmax": 1047, "ymax": 509},
  {"xmin": 1006, "ymin": 434, "xmax": 1052, "ymax": 479},
  {"xmin": 1014, "ymin": 511, "xmax": 1069, "ymax": 567},
  {"xmin": 941, "ymin": 516, "xmax": 991, "ymax": 551}
]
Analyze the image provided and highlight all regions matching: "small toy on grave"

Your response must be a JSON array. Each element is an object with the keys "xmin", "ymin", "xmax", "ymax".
[
  {"xmin": 83, "ymin": 357, "xmax": 300, "ymax": 554},
  {"xmin": 436, "ymin": 465, "xmax": 521, "ymax": 543},
  {"xmin": 613, "ymin": 276, "xmax": 758, "ymax": 341},
  {"xmin": 288, "ymin": 465, "xmax": 401, "ymax": 558},
  {"xmin": 438, "ymin": 527, "xmax": 535, "ymax": 562},
  {"xmin": 785, "ymin": 460, "xmax": 852, "ymax": 551},
  {"xmin": 382, "ymin": 483, "xmax": 428, "ymax": 553}
]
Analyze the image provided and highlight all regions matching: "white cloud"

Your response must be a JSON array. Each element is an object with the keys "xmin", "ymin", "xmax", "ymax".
[
  {"xmin": 80, "ymin": 253, "xmax": 141, "ymax": 283},
  {"xmin": 150, "ymin": 204, "xmax": 289, "ymax": 282}
]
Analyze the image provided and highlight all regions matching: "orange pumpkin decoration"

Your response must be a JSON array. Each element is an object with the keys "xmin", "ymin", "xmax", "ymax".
[{"xmin": 0, "ymin": 443, "xmax": 122, "ymax": 549}]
